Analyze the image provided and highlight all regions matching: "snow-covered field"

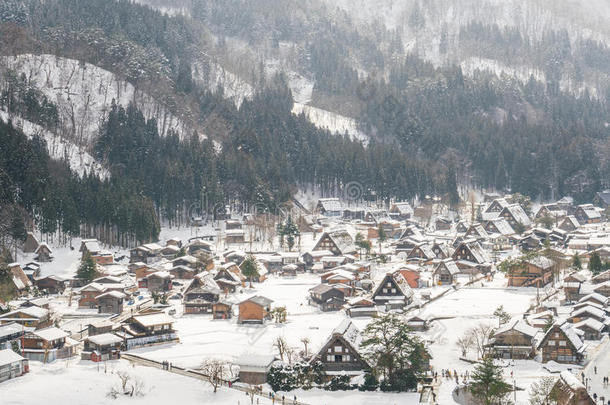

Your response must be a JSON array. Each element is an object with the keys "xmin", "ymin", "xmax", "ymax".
[
  {"xmin": 292, "ymin": 103, "xmax": 369, "ymax": 144},
  {"xmin": 1, "ymin": 360, "xmax": 257, "ymax": 405}
]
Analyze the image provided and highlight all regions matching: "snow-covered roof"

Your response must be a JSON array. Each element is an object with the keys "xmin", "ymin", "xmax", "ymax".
[
  {"xmin": 240, "ymin": 295, "xmax": 273, "ymax": 307},
  {"xmin": 494, "ymin": 319, "xmax": 539, "ymax": 338},
  {"xmin": 0, "ymin": 349, "xmax": 25, "ymax": 367},
  {"xmin": 434, "ymin": 259, "xmax": 460, "ymax": 275},
  {"xmin": 486, "ymin": 218, "xmax": 514, "ymax": 235},
  {"xmin": 525, "ymin": 256, "xmax": 555, "ymax": 270},
  {"xmin": 391, "ymin": 202, "xmax": 413, "ymax": 215},
  {"xmin": 131, "ymin": 313, "xmax": 174, "ymax": 327},
  {"xmin": 95, "ymin": 291, "xmax": 127, "ymax": 300},
  {"xmin": 0, "ymin": 322, "xmax": 27, "ymax": 339},
  {"xmin": 86, "ymin": 333, "xmax": 123, "ymax": 346},
  {"xmin": 579, "ymin": 293, "xmax": 608, "ymax": 306},
  {"xmin": 332, "ymin": 319, "xmax": 361, "ymax": 348},
  {"xmin": 578, "ymin": 204, "xmax": 601, "ymax": 219},
  {"xmin": 0, "ymin": 306, "xmax": 49, "ymax": 320},
  {"xmin": 32, "ymin": 327, "xmax": 69, "ymax": 342},
  {"xmin": 317, "ymin": 198, "xmax": 342, "ymax": 212},
  {"xmin": 573, "ymin": 318, "xmax": 605, "ymax": 333},
  {"xmin": 503, "ymin": 204, "xmax": 531, "ymax": 227},
  {"xmin": 81, "ymin": 239, "xmax": 101, "ymax": 253},
  {"xmin": 235, "ymin": 354, "xmax": 276, "ymax": 370}
]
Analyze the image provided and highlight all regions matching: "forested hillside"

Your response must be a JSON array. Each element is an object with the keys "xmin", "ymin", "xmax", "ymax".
[{"xmin": 1, "ymin": 0, "xmax": 609, "ymax": 248}]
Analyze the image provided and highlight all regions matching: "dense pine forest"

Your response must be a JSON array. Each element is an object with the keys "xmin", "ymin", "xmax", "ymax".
[{"xmin": 1, "ymin": 0, "xmax": 610, "ymax": 246}]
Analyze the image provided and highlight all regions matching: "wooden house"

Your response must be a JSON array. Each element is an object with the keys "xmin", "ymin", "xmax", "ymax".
[
  {"xmin": 78, "ymin": 283, "xmax": 107, "ymax": 309},
  {"xmin": 23, "ymin": 232, "xmax": 40, "ymax": 253},
  {"xmin": 0, "ymin": 349, "xmax": 28, "ymax": 383},
  {"xmin": 568, "ymin": 306, "xmax": 606, "ymax": 324},
  {"xmin": 430, "ymin": 242, "xmax": 452, "ymax": 259},
  {"xmin": 344, "ymin": 297, "xmax": 378, "ymax": 318},
  {"xmin": 169, "ymin": 265, "xmax": 196, "ymax": 280},
  {"xmin": 21, "ymin": 262, "xmax": 41, "ymax": 281},
  {"xmin": 302, "ymin": 250, "xmax": 333, "ymax": 269},
  {"xmin": 592, "ymin": 269, "xmax": 610, "ymax": 284},
  {"xmin": 371, "ymin": 271, "xmax": 414, "ymax": 310},
  {"xmin": 82, "ymin": 333, "xmax": 123, "ymax": 362},
  {"xmin": 499, "ymin": 204, "xmax": 532, "ymax": 228},
  {"xmin": 129, "ymin": 243, "xmax": 163, "ymax": 264},
  {"xmin": 398, "ymin": 268, "xmax": 421, "ymax": 289},
  {"xmin": 308, "ymin": 284, "xmax": 345, "ymax": 312},
  {"xmin": 214, "ymin": 265, "xmax": 243, "ymax": 293},
  {"xmin": 80, "ymin": 239, "xmax": 101, "ymax": 259},
  {"xmin": 549, "ymin": 371, "xmax": 594, "ymax": 405},
  {"xmin": 0, "ymin": 323, "xmax": 26, "ymax": 351},
  {"xmin": 483, "ymin": 218, "xmax": 514, "ymax": 236},
  {"xmin": 574, "ymin": 204, "xmax": 602, "ymax": 224},
  {"xmin": 316, "ymin": 198, "xmax": 342, "ymax": 217},
  {"xmin": 236, "ymin": 354, "xmax": 276, "ymax": 385},
  {"xmin": 578, "ymin": 293, "xmax": 609, "ymax": 307},
  {"xmin": 537, "ymin": 321, "xmax": 586, "ymax": 364},
  {"xmin": 507, "ymin": 257, "xmax": 555, "ymax": 288},
  {"xmin": 141, "ymin": 271, "xmax": 173, "ymax": 293},
  {"xmin": 33, "ymin": 243, "xmax": 53, "ymax": 262},
  {"xmin": 573, "ymin": 319, "xmax": 604, "ymax": 340},
  {"xmin": 592, "ymin": 281, "xmax": 610, "ymax": 297},
  {"xmin": 212, "ymin": 301, "xmax": 233, "ymax": 319},
  {"xmin": 310, "ymin": 319, "xmax": 368, "ymax": 379},
  {"xmin": 182, "ymin": 276, "xmax": 221, "ymax": 314},
  {"xmin": 238, "ymin": 296, "xmax": 273, "ymax": 324},
  {"xmin": 464, "ymin": 223, "xmax": 489, "ymax": 241},
  {"xmin": 433, "ymin": 259, "xmax": 460, "ymax": 285},
  {"xmin": 389, "ymin": 202, "xmax": 413, "ymax": 220},
  {"xmin": 0, "ymin": 306, "xmax": 51, "ymax": 328},
  {"xmin": 313, "ymin": 229, "xmax": 357, "ymax": 256},
  {"xmin": 406, "ymin": 314, "xmax": 430, "ymax": 331},
  {"xmin": 121, "ymin": 313, "xmax": 177, "ymax": 350},
  {"xmin": 435, "ymin": 216, "xmax": 452, "ymax": 231},
  {"xmin": 8, "ymin": 263, "xmax": 32, "ymax": 295},
  {"xmin": 488, "ymin": 320, "xmax": 539, "ymax": 359},
  {"xmin": 452, "ymin": 240, "xmax": 490, "ymax": 271},
  {"xmin": 95, "ymin": 291, "xmax": 126, "ymax": 314},
  {"xmin": 558, "ymin": 216, "xmax": 580, "ymax": 232},
  {"xmin": 22, "ymin": 327, "xmax": 74, "ymax": 362},
  {"xmin": 407, "ymin": 243, "xmax": 436, "ymax": 263}
]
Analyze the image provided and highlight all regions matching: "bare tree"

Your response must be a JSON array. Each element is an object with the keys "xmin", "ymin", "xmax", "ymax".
[
  {"xmin": 285, "ymin": 347, "xmax": 297, "ymax": 365},
  {"xmin": 529, "ymin": 376, "xmax": 559, "ymax": 405},
  {"xmin": 469, "ymin": 323, "xmax": 495, "ymax": 359},
  {"xmin": 107, "ymin": 371, "xmax": 146, "ymax": 399},
  {"xmin": 200, "ymin": 359, "xmax": 228, "ymax": 393},
  {"xmin": 300, "ymin": 337, "xmax": 310, "ymax": 357},
  {"xmin": 273, "ymin": 336, "xmax": 289, "ymax": 362},
  {"xmin": 456, "ymin": 334, "xmax": 475, "ymax": 358}
]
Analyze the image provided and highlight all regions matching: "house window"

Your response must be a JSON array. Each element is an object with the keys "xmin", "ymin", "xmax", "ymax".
[
  {"xmin": 334, "ymin": 346, "xmax": 342, "ymax": 352},
  {"xmin": 327, "ymin": 348, "xmax": 332, "ymax": 353},
  {"xmin": 387, "ymin": 282, "xmax": 392, "ymax": 287},
  {"xmin": 559, "ymin": 341, "xmax": 566, "ymax": 347},
  {"xmin": 547, "ymin": 340, "xmax": 555, "ymax": 346},
  {"xmin": 344, "ymin": 355, "xmax": 351, "ymax": 362},
  {"xmin": 327, "ymin": 355, "xmax": 333, "ymax": 362},
  {"xmin": 383, "ymin": 288, "xmax": 388, "ymax": 293},
  {"xmin": 391, "ymin": 288, "xmax": 396, "ymax": 293}
]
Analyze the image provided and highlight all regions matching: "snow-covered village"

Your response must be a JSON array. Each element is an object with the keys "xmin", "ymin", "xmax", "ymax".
[
  {"xmin": 3, "ymin": 1, "xmax": 610, "ymax": 404},
  {"xmin": 2, "ymin": 192, "xmax": 610, "ymax": 405}
]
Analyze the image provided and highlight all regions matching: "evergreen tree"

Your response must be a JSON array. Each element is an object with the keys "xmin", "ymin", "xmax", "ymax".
[
  {"xmin": 240, "ymin": 254, "xmax": 259, "ymax": 288},
  {"xmin": 469, "ymin": 357, "xmax": 512, "ymax": 405},
  {"xmin": 571, "ymin": 254, "xmax": 582, "ymax": 270},
  {"xmin": 77, "ymin": 251, "xmax": 98, "ymax": 283},
  {"xmin": 360, "ymin": 314, "xmax": 429, "ymax": 391},
  {"xmin": 278, "ymin": 216, "xmax": 300, "ymax": 251},
  {"xmin": 589, "ymin": 252, "xmax": 603, "ymax": 275}
]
